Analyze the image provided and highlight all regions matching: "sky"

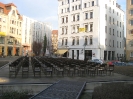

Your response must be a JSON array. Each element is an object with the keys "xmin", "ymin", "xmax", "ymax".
[{"xmin": 1, "ymin": 0, "xmax": 126, "ymax": 30}]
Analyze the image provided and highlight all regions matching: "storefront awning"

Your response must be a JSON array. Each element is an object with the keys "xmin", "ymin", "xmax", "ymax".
[
  {"xmin": 56, "ymin": 49, "xmax": 68, "ymax": 55},
  {"xmin": 0, "ymin": 32, "xmax": 6, "ymax": 36}
]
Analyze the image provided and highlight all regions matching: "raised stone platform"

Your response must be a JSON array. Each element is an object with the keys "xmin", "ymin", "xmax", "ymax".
[{"xmin": 30, "ymin": 80, "xmax": 86, "ymax": 99}]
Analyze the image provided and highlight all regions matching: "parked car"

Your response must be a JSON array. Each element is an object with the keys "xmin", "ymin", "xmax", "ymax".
[
  {"xmin": 108, "ymin": 60, "xmax": 120, "ymax": 65},
  {"xmin": 88, "ymin": 59, "xmax": 104, "ymax": 64}
]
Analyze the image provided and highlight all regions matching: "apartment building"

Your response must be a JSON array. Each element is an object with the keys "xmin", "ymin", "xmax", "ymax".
[
  {"xmin": 58, "ymin": 0, "xmax": 125, "ymax": 60},
  {"xmin": 22, "ymin": 16, "xmax": 52, "ymax": 56},
  {"xmin": 52, "ymin": 30, "xmax": 58, "ymax": 54},
  {"xmin": 126, "ymin": 0, "xmax": 133, "ymax": 60},
  {"xmin": 0, "ymin": 2, "xmax": 22, "ymax": 56}
]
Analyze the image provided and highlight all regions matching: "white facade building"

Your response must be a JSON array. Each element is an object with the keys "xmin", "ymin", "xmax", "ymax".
[
  {"xmin": 22, "ymin": 16, "xmax": 52, "ymax": 56},
  {"xmin": 57, "ymin": 0, "xmax": 125, "ymax": 61}
]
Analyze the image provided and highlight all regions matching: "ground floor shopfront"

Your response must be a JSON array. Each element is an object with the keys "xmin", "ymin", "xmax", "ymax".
[
  {"xmin": 59, "ymin": 48, "xmax": 124, "ymax": 61},
  {"xmin": 0, "ymin": 36, "xmax": 22, "ymax": 56}
]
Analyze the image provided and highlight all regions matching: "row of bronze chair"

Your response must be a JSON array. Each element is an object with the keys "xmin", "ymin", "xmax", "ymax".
[
  {"xmin": 9, "ymin": 57, "xmax": 24, "ymax": 77},
  {"xmin": 35, "ymin": 57, "xmax": 114, "ymax": 77}
]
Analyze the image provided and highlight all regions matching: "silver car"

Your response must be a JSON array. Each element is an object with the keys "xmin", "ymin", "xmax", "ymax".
[{"xmin": 88, "ymin": 59, "xmax": 103, "ymax": 64}]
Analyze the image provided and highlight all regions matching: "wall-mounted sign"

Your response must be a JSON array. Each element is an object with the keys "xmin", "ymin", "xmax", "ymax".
[
  {"xmin": 0, "ymin": 32, "xmax": 6, "ymax": 36},
  {"xmin": 79, "ymin": 28, "xmax": 85, "ymax": 32}
]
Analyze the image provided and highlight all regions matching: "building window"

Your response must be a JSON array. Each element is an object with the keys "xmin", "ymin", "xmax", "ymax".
[
  {"xmin": 0, "ymin": 25, "xmax": 1, "ymax": 32},
  {"xmin": 105, "ymin": 26, "xmax": 107, "ymax": 33},
  {"xmin": 68, "ymin": 0, "xmax": 69, "ymax": 4},
  {"xmin": 77, "ymin": 37, "xmax": 79, "ymax": 45},
  {"xmin": 90, "ymin": 36, "xmax": 93, "ymax": 45},
  {"xmin": 75, "ymin": 5, "xmax": 77, "ymax": 10},
  {"xmin": 92, "ymin": 1, "xmax": 94, "ymax": 6},
  {"xmin": 113, "ymin": 40, "xmax": 114, "ymax": 47},
  {"xmin": 73, "ymin": 15, "xmax": 75, "ymax": 21},
  {"xmin": 130, "ymin": 29, "xmax": 133, "ymax": 34},
  {"xmin": 120, "ymin": 32, "xmax": 121, "ymax": 37},
  {"xmin": 79, "ymin": 4, "xmax": 81, "ymax": 9},
  {"xmin": 77, "ymin": 26, "xmax": 79, "ymax": 33},
  {"xmin": 65, "ymin": 27, "xmax": 68, "ymax": 34},
  {"xmin": 109, "ymin": 17, "xmax": 111, "ymax": 24},
  {"xmin": 90, "ymin": 12, "xmax": 93, "ymax": 19},
  {"xmin": 72, "ymin": 0, "xmax": 74, "ymax": 2},
  {"xmin": 130, "ymin": 20, "xmax": 133, "ymax": 25},
  {"xmin": 0, "ymin": 8, "xmax": 4, "ymax": 13},
  {"xmin": 113, "ymin": 29, "xmax": 114, "ymax": 35},
  {"xmin": 109, "ymin": 7, "xmax": 111, "ymax": 12},
  {"xmin": 117, "ymin": 41, "xmax": 118, "ymax": 48},
  {"xmin": 67, "ymin": 8, "xmax": 69, "ymax": 12},
  {"xmin": 105, "ymin": 4, "xmax": 107, "ymax": 9},
  {"xmin": 65, "ymin": 39, "xmax": 68, "ymax": 45},
  {"xmin": 62, "ymin": 39, "xmax": 64, "ymax": 45},
  {"xmin": 130, "ymin": 9, "xmax": 133, "ymax": 15},
  {"xmin": 85, "ymin": 25, "xmax": 88, "ymax": 32},
  {"xmin": 131, "ymin": 0, "xmax": 133, "ymax": 5},
  {"xmin": 130, "ymin": 52, "xmax": 133, "ymax": 57},
  {"xmin": 113, "ymin": 9, "xmax": 114, "ymax": 13},
  {"xmin": 120, "ymin": 42, "xmax": 121, "ymax": 48},
  {"xmin": 113, "ymin": 18, "xmax": 114, "ymax": 24},
  {"xmin": 105, "ymin": 14, "xmax": 107, "ymax": 21},
  {"xmin": 117, "ymin": 21, "xmax": 119, "ymax": 26},
  {"xmin": 109, "ymin": 28, "xmax": 111, "ymax": 35},
  {"xmin": 62, "ymin": 28, "xmax": 64, "ymax": 34},
  {"xmin": 62, "ymin": 18, "xmax": 64, "ymax": 23},
  {"xmin": 62, "ymin": 1, "xmax": 64, "ymax": 5},
  {"xmin": 120, "ymin": 22, "xmax": 121, "ymax": 27},
  {"xmin": 72, "ymin": 6, "xmax": 74, "ymax": 11},
  {"xmin": 72, "ymin": 26, "xmax": 75, "ymax": 33},
  {"xmin": 84, "ymin": 3, "xmax": 87, "ymax": 8},
  {"xmin": 89, "ymin": 23, "xmax": 93, "ymax": 32},
  {"xmin": 105, "ymin": 39, "xmax": 107, "ymax": 46},
  {"xmin": 77, "ymin": 15, "xmax": 80, "ymax": 21},
  {"xmin": 85, "ymin": 37, "xmax": 88, "ymax": 45},
  {"xmin": 66, "ymin": 17, "xmax": 68, "ymax": 23},
  {"xmin": 130, "ymin": 41, "xmax": 133, "ymax": 47},
  {"xmin": 72, "ymin": 38, "xmax": 75, "ymax": 45},
  {"xmin": 117, "ymin": 31, "xmax": 119, "ymax": 37},
  {"xmin": 85, "ymin": 13, "xmax": 88, "ymax": 19}
]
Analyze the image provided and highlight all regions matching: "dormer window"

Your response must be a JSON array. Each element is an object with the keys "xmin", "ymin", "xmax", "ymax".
[
  {"xmin": 0, "ymin": 8, "xmax": 4, "ymax": 13},
  {"xmin": 12, "ymin": 10, "xmax": 15, "ymax": 16}
]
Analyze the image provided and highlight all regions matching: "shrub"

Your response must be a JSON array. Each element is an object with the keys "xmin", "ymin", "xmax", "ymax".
[
  {"xmin": 92, "ymin": 83, "xmax": 133, "ymax": 99},
  {"xmin": 1, "ymin": 89, "xmax": 33, "ymax": 99}
]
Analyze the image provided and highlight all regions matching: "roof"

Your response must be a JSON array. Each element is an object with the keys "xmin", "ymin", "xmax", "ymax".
[
  {"xmin": 52, "ymin": 30, "xmax": 58, "ymax": 35},
  {"xmin": 5, "ymin": 3, "xmax": 17, "ymax": 7},
  {"xmin": 0, "ymin": 2, "xmax": 22, "ymax": 20}
]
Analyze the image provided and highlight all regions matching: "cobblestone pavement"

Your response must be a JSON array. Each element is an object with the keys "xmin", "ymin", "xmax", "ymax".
[{"xmin": 0, "ymin": 56, "xmax": 133, "ymax": 84}]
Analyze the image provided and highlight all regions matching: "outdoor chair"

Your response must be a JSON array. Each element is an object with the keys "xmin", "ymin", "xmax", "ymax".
[{"xmin": 107, "ymin": 65, "xmax": 114, "ymax": 75}]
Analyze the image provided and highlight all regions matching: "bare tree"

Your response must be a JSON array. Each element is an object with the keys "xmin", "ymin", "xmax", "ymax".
[{"xmin": 33, "ymin": 41, "xmax": 42, "ymax": 56}]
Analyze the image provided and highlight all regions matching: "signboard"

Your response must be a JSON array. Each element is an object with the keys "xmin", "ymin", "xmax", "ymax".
[
  {"xmin": 79, "ymin": 28, "xmax": 85, "ymax": 32},
  {"xmin": 0, "ymin": 32, "xmax": 6, "ymax": 36}
]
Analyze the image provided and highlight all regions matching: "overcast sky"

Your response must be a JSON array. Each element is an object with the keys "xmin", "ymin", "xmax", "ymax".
[{"xmin": 1, "ymin": 0, "xmax": 126, "ymax": 30}]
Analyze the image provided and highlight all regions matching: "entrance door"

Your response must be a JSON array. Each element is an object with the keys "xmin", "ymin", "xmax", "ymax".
[
  {"xmin": 72, "ymin": 50, "xmax": 74, "ymax": 59},
  {"xmin": 77, "ymin": 50, "xmax": 79, "ymax": 59},
  {"xmin": 85, "ymin": 50, "xmax": 92, "ymax": 61}
]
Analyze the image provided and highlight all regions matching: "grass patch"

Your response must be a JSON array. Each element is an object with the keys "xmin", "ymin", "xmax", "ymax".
[
  {"xmin": 80, "ymin": 92, "xmax": 92, "ymax": 99},
  {"xmin": 92, "ymin": 83, "xmax": 133, "ymax": 99},
  {"xmin": 0, "ymin": 61, "xmax": 9, "ymax": 67},
  {"xmin": 0, "ymin": 89, "xmax": 33, "ymax": 99},
  {"xmin": 114, "ymin": 66, "xmax": 133, "ymax": 77}
]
